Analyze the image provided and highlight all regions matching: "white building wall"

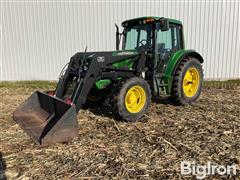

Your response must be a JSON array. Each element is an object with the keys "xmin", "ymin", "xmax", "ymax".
[{"xmin": 1, "ymin": 0, "xmax": 239, "ymax": 81}]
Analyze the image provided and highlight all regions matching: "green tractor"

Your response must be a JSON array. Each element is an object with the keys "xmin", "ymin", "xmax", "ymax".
[{"xmin": 13, "ymin": 17, "xmax": 203, "ymax": 146}]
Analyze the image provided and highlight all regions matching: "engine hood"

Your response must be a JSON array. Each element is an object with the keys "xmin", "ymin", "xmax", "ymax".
[{"xmin": 71, "ymin": 49, "xmax": 139, "ymax": 65}]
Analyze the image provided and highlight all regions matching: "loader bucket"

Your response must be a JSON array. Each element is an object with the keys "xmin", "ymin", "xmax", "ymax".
[{"xmin": 13, "ymin": 91, "xmax": 78, "ymax": 146}]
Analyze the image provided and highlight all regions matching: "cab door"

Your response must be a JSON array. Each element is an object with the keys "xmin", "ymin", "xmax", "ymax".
[{"xmin": 156, "ymin": 23, "xmax": 183, "ymax": 73}]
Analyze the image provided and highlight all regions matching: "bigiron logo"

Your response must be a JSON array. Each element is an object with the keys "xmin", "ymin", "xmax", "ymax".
[{"xmin": 180, "ymin": 161, "xmax": 237, "ymax": 179}]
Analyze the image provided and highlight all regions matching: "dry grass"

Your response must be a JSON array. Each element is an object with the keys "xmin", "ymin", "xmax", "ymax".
[{"xmin": 0, "ymin": 81, "xmax": 240, "ymax": 179}]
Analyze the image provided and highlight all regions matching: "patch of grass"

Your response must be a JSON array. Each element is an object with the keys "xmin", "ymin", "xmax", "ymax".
[
  {"xmin": 0, "ymin": 81, "xmax": 57, "ymax": 89},
  {"xmin": 203, "ymin": 79, "xmax": 240, "ymax": 89},
  {"xmin": 1, "ymin": 79, "xmax": 239, "ymax": 90}
]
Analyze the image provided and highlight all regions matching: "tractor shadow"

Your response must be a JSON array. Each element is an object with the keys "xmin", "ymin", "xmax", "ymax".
[
  {"xmin": 0, "ymin": 152, "xmax": 7, "ymax": 180},
  {"xmin": 86, "ymin": 96, "xmax": 175, "ymax": 121},
  {"xmin": 152, "ymin": 96, "xmax": 175, "ymax": 105},
  {"xmin": 87, "ymin": 106, "xmax": 122, "ymax": 121}
]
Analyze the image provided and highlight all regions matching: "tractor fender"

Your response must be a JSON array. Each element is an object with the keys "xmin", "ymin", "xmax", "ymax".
[
  {"xmin": 162, "ymin": 49, "xmax": 204, "ymax": 94},
  {"xmin": 164, "ymin": 49, "xmax": 203, "ymax": 78}
]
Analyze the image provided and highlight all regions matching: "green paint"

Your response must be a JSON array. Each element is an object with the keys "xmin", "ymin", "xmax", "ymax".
[
  {"xmin": 95, "ymin": 79, "xmax": 111, "ymax": 89},
  {"xmin": 122, "ymin": 16, "xmax": 182, "ymax": 26},
  {"xmin": 162, "ymin": 49, "xmax": 203, "ymax": 94},
  {"xmin": 164, "ymin": 49, "xmax": 191, "ymax": 78},
  {"xmin": 164, "ymin": 49, "xmax": 202, "ymax": 78},
  {"xmin": 162, "ymin": 49, "xmax": 193, "ymax": 94},
  {"xmin": 160, "ymin": 76, "xmax": 173, "ymax": 95},
  {"xmin": 95, "ymin": 50, "xmax": 138, "ymax": 90},
  {"xmin": 112, "ymin": 58, "xmax": 134, "ymax": 69}
]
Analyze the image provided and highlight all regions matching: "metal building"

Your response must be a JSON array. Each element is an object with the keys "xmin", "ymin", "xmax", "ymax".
[{"xmin": 1, "ymin": 0, "xmax": 239, "ymax": 81}]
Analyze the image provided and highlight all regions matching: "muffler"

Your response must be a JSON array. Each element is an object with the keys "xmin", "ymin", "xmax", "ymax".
[{"xmin": 13, "ymin": 91, "xmax": 78, "ymax": 146}]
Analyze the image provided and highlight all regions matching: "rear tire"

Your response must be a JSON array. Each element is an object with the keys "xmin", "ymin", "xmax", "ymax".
[
  {"xmin": 171, "ymin": 57, "xmax": 203, "ymax": 105},
  {"xmin": 116, "ymin": 77, "xmax": 151, "ymax": 121}
]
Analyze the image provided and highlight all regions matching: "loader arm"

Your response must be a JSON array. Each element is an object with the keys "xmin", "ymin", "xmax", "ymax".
[{"xmin": 54, "ymin": 50, "xmax": 146, "ymax": 112}]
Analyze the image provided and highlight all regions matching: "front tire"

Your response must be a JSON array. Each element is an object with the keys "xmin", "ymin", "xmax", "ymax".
[
  {"xmin": 171, "ymin": 57, "xmax": 203, "ymax": 105},
  {"xmin": 83, "ymin": 88, "xmax": 105, "ymax": 109},
  {"xmin": 116, "ymin": 77, "xmax": 151, "ymax": 121}
]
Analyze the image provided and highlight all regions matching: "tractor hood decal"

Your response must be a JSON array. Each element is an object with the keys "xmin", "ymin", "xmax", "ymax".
[{"xmin": 112, "ymin": 50, "xmax": 138, "ymax": 56}]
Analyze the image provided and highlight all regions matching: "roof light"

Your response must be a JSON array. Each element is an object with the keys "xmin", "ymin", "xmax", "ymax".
[
  {"xmin": 146, "ymin": 18, "xmax": 154, "ymax": 22},
  {"xmin": 143, "ymin": 18, "xmax": 154, "ymax": 24}
]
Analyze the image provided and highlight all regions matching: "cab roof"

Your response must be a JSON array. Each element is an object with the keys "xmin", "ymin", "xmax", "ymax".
[{"xmin": 121, "ymin": 16, "xmax": 182, "ymax": 26}]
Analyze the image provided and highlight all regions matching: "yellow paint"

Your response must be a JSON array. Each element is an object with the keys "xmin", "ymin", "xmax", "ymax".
[
  {"xmin": 125, "ymin": 85, "xmax": 146, "ymax": 113},
  {"xmin": 183, "ymin": 67, "xmax": 200, "ymax": 97}
]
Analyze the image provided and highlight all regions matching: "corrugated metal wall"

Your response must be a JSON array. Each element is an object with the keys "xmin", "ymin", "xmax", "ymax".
[{"xmin": 1, "ymin": 0, "xmax": 239, "ymax": 81}]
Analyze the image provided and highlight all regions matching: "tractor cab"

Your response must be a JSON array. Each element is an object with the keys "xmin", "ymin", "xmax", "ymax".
[
  {"xmin": 116, "ymin": 17, "xmax": 184, "ymax": 72},
  {"xmin": 119, "ymin": 16, "xmax": 183, "ymax": 51}
]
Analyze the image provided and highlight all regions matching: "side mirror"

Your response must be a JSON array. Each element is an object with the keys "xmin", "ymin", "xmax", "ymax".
[{"xmin": 159, "ymin": 18, "xmax": 169, "ymax": 31}]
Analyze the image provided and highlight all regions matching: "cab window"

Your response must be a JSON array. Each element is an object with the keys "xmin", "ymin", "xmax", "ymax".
[
  {"xmin": 157, "ymin": 24, "xmax": 182, "ymax": 52},
  {"xmin": 124, "ymin": 24, "xmax": 152, "ymax": 50}
]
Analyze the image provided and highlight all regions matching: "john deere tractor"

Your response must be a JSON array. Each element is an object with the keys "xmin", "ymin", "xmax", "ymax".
[{"xmin": 13, "ymin": 17, "xmax": 203, "ymax": 146}]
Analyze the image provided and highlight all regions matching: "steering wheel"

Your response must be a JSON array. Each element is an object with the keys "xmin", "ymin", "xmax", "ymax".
[{"xmin": 138, "ymin": 39, "xmax": 147, "ymax": 47}]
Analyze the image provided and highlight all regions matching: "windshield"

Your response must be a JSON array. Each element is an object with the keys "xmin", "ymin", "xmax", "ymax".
[{"xmin": 123, "ymin": 24, "xmax": 153, "ymax": 50}]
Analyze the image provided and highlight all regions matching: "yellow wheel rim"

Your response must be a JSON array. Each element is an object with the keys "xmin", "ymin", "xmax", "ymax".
[
  {"xmin": 125, "ymin": 85, "xmax": 146, "ymax": 113},
  {"xmin": 183, "ymin": 67, "xmax": 200, "ymax": 97}
]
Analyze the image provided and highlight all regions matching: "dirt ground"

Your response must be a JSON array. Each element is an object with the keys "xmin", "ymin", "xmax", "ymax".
[{"xmin": 0, "ymin": 81, "xmax": 239, "ymax": 179}]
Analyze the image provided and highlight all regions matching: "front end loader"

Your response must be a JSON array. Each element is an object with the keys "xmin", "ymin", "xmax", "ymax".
[{"xmin": 13, "ymin": 17, "xmax": 204, "ymax": 146}]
